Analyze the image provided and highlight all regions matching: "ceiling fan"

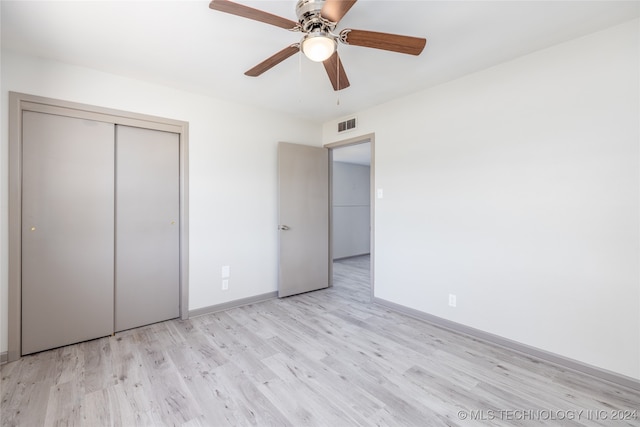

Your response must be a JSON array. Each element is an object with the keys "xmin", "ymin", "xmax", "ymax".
[{"xmin": 209, "ymin": 0, "xmax": 427, "ymax": 91}]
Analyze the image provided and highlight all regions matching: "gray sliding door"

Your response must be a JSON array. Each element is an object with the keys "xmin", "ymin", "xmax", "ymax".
[
  {"xmin": 22, "ymin": 111, "xmax": 115, "ymax": 355},
  {"xmin": 21, "ymin": 114, "xmax": 180, "ymax": 355},
  {"xmin": 115, "ymin": 126, "xmax": 180, "ymax": 331}
]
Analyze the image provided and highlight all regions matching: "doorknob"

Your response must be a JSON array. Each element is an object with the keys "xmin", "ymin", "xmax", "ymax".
[{"xmin": 279, "ymin": 225, "xmax": 290, "ymax": 231}]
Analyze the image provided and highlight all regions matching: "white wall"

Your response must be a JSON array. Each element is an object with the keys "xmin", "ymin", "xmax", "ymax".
[
  {"xmin": 323, "ymin": 20, "xmax": 640, "ymax": 380},
  {"xmin": 332, "ymin": 161, "xmax": 370, "ymax": 259},
  {"xmin": 0, "ymin": 50, "xmax": 322, "ymax": 354}
]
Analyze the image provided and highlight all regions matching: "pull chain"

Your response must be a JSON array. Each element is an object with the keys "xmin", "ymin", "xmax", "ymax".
[
  {"xmin": 298, "ymin": 45, "xmax": 303, "ymax": 104},
  {"xmin": 336, "ymin": 53, "xmax": 340, "ymax": 106}
]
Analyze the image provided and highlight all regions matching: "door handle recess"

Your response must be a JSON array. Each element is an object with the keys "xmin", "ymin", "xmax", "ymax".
[{"xmin": 279, "ymin": 225, "xmax": 290, "ymax": 231}]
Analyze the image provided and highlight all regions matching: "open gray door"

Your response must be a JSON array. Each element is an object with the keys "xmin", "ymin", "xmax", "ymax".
[{"xmin": 278, "ymin": 142, "xmax": 329, "ymax": 297}]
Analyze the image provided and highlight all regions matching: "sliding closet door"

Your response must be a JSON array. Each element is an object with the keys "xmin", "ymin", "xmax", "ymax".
[
  {"xmin": 115, "ymin": 126, "xmax": 180, "ymax": 331},
  {"xmin": 22, "ymin": 111, "xmax": 115, "ymax": 355}
]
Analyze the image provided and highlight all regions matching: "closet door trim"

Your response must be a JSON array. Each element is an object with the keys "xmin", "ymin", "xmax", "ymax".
[{"xmin": 8, "ymin": 92, "xmax": 190, "ymax": 362}]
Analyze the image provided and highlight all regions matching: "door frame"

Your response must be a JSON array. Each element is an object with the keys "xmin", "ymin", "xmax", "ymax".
[
  {"xmin": 324, "ymin": 133, "xmax": 375, "ymax": 301},
  {"xmin": 7, "ymin": 92, "xmax": 190, "ymax": 362}
]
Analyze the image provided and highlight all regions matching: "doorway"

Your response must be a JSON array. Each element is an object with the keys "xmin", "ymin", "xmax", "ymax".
[{"xmin": 326, "ymin": 134, "xmax": 374, "ymax": 300}]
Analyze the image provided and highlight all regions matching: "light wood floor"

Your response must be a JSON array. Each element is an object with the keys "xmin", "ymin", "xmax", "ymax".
[{"xmin": 2, "ymin": 255, "xmax": 639, "ymax": 426}]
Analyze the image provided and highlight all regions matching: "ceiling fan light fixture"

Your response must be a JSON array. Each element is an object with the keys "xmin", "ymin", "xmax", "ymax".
[{"xmin": 301, "ymin": 32, "xmax": 337, "ymax": 62}]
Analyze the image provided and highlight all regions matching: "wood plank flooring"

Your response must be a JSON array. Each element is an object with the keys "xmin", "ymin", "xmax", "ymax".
[{"xmin": 2, "ymin": 255, "xmax": 639, "ymax": 426}]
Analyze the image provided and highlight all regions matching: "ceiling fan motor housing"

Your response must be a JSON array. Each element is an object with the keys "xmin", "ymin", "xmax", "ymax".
[
  {"xmin": 296, "ymin": 0, "xmax": 335, "ymax": 32},
  {"xmin": 296, "ymin": 0, "xmax": 324, "ymax": 21}
]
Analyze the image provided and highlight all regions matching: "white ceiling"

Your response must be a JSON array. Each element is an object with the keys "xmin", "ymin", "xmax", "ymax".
[{"xmin": 2, "ymin": 1, "xmax": 638, "ymax": 124}]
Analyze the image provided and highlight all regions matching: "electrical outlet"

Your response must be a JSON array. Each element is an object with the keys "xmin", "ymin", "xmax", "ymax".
[
  {"xmin": 221, "ymin": 265, "xmax": 230, "ymax": 278},
  {"xmin": 222, "ymin": 279, "xmax": 229, "ymax": 291},
  {"xmin": 448, "ymin": 294, "xmax": 457, "ymax": 307}
]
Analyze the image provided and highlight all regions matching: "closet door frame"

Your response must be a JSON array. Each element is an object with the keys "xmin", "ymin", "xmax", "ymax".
[{"xmin": 8, "ymin": 92, "xmax": 190, "ymax": 362}]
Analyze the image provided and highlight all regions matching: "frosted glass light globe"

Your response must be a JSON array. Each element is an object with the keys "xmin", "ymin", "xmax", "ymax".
[{"xmin": 302, "ymin": 33, "xmax": 337, "ymax": 62}]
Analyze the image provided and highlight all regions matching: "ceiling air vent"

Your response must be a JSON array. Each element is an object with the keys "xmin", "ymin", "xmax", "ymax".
[{"xmin": 338, "ymin": 117, "xmax": 357, "ymax": 133}]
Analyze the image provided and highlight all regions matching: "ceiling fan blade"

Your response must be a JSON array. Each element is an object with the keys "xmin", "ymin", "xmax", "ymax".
[
  {"xmin": 321, "ymin": 0, "xmax": 357, "ymax": 24},
  {"xmin": 209, "ymin": 0, "xmax": 298, "ymax": 30},
  {"xmin": 342, "ymin": 29, "xmax": 426, "ymax": 56},
  {"xmin": 323, "ymin": 51, "xmax": 350, "ymax": 91},
  {"xmin": 244, "ymin": 45, "xmax": 300, "ymax": 77}
]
